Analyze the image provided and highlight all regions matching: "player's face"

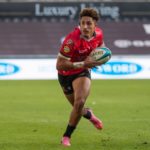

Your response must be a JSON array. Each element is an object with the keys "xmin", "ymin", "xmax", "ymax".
[{"xmin": 80, "ymin": 16, "xmax": 96, "ymax": 39}]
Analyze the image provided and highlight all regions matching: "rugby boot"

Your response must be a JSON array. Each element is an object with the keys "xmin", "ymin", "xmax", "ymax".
[
  {"xmin": 87, "ymin": 108, "xmax": 103, "ymax": 130},
  {"xmin": 61, "ymin": 136, "xmax": 71, "ymax": 146}
]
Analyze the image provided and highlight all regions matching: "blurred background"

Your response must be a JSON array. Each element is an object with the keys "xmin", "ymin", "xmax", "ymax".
[{"xmin": 0, "ymin": 0, "xmax": 150, "ymax": 79}]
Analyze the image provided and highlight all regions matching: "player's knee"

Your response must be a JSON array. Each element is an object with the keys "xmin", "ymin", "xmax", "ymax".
[{"xmin": 74, "ymin": 100, "xmax": 85, "ymax": 114}]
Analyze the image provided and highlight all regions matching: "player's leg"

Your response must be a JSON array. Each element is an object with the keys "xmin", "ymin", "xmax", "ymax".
[
  {"xmin": 63, "ymin": 76, "xmax": 102, "ymax": 127},
  {"xmin": 65, "ymin": 94, "xmax": 89, "ymax": 116},
  {"xmin": 60, "ymin": 70, "xmax": 102, "ymax": 146},
  {"xmin": 63, "ymin": 79, "xmax": 102, "ymax": 140},
  {"xmin": 65, "ymin": 94, "xmax": 74, "ymax": 106},
  {"xmin": 70, "ymin": 78, "xmax": 103, "ymax": 130},
  {"xmin": 62, "ymin": 76, "xmax": 91, "ymax": 140},
  {"xmin": 62, "ymin": 93, "xmax": 87, "ymax": 146},
  {"xmin": 61, "ymin": 76, "xmax": 91, "ymax": 146},
  {"xmin": 58, "ymin": 69, "xmax": 91, "ymax": 117},
  {"xmin": 61, "ymin": 90, "xmax": 102, "ymax": 147},
  {"xmin": 69, "ymin": 76, "xmax": 91, "ymax": 126}
]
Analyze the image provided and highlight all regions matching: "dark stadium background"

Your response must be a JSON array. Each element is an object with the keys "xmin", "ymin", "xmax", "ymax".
[{"xmin": 0, "ymin": 0, "xmax": 150, "ymax": 58}]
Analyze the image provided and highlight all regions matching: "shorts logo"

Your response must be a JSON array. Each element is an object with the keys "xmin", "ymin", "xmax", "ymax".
[{"xmin": 64, "ymin": 46, "xmax": 70, "ymax": 53}]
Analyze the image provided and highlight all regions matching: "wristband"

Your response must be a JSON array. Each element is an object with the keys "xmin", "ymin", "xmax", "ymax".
[{"xmin": 73, "ymin": 61, "xmax": 84, "ymax": 68}]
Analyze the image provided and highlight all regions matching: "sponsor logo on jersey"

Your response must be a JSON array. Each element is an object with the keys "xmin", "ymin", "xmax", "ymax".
[
  {"xmin": 66, "ymin": 39, "xmax": 73, "ymax": 45},
  {"xmin": 64, "ymin": 46, "xmax": 70, "ymax": 53},
  {"xmin": 0, "ymin": 63, "xmax": 20, "ymax": 76},
  {"xmin": 92, "ymin": 61, "xmax": 142, "ymax": 75}
]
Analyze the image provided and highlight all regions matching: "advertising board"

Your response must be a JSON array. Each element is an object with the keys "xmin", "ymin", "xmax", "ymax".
[
  {"xmin": 0, "ymin": 2, "xmax": 150, "ymax": 20},
  {"xmin": 0, "ymin": 56, "xmax": 150, "ymax": 80}
]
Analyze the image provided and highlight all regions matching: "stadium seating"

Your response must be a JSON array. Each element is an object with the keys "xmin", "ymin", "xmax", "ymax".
[
  {"xmin": 0, "ymin": 21, "xmax": 150, "ymax": 56},
  {"xmin": 0, "ymin": 1, "xmax": 150, "ymax": 57}
]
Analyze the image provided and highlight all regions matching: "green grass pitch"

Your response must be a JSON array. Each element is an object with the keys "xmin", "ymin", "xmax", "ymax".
[{"xmin": 0, "ymin": 79, "xmax": 150, "ymax": 150}]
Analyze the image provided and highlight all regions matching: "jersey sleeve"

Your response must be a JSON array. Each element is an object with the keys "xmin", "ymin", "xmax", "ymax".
[{"xmin": 60, "ymin": 34, "xmax": 74, "ymax": 59}]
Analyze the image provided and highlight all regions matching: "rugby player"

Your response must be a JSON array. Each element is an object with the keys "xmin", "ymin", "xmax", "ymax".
[{"xmin": 56, "ymin": 8, "xmax": 106, "ymax": 146}]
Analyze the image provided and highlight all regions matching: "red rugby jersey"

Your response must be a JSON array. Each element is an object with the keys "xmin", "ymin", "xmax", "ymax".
[{"xmin": 58, "ymin": 26, "xmax": 103, "ymax": 76}]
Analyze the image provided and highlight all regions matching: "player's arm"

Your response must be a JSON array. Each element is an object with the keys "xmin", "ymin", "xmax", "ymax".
[
  {"xmin": 84, "ymin": 55, "xmax": 106, "ymax": 68},
  {"xmin": 56, "ymin": 52, "xmax": 105, "ymax": 71},
  {"xmin": 56, "ymin": 53, "xmax": 76, "ymax": 70},
  {"xmin": 56, "ymin": 52, "xmax": 86, "ymax": 70}
]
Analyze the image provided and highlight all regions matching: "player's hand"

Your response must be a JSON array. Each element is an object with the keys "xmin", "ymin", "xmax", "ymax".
[{"xmin": 84, "ymin": 56, "xmax": 105, "ymax": 68}]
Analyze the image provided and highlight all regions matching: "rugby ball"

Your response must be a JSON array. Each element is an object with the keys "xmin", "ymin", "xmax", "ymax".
[{"xmin": 90, "ymin": 47, "xmax": 112, "ymax": 63}]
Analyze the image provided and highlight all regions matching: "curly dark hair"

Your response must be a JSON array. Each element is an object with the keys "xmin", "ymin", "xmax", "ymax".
[{"xmin": 79, "ymin": 8, "xmax": 100, "ymax": 22}]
